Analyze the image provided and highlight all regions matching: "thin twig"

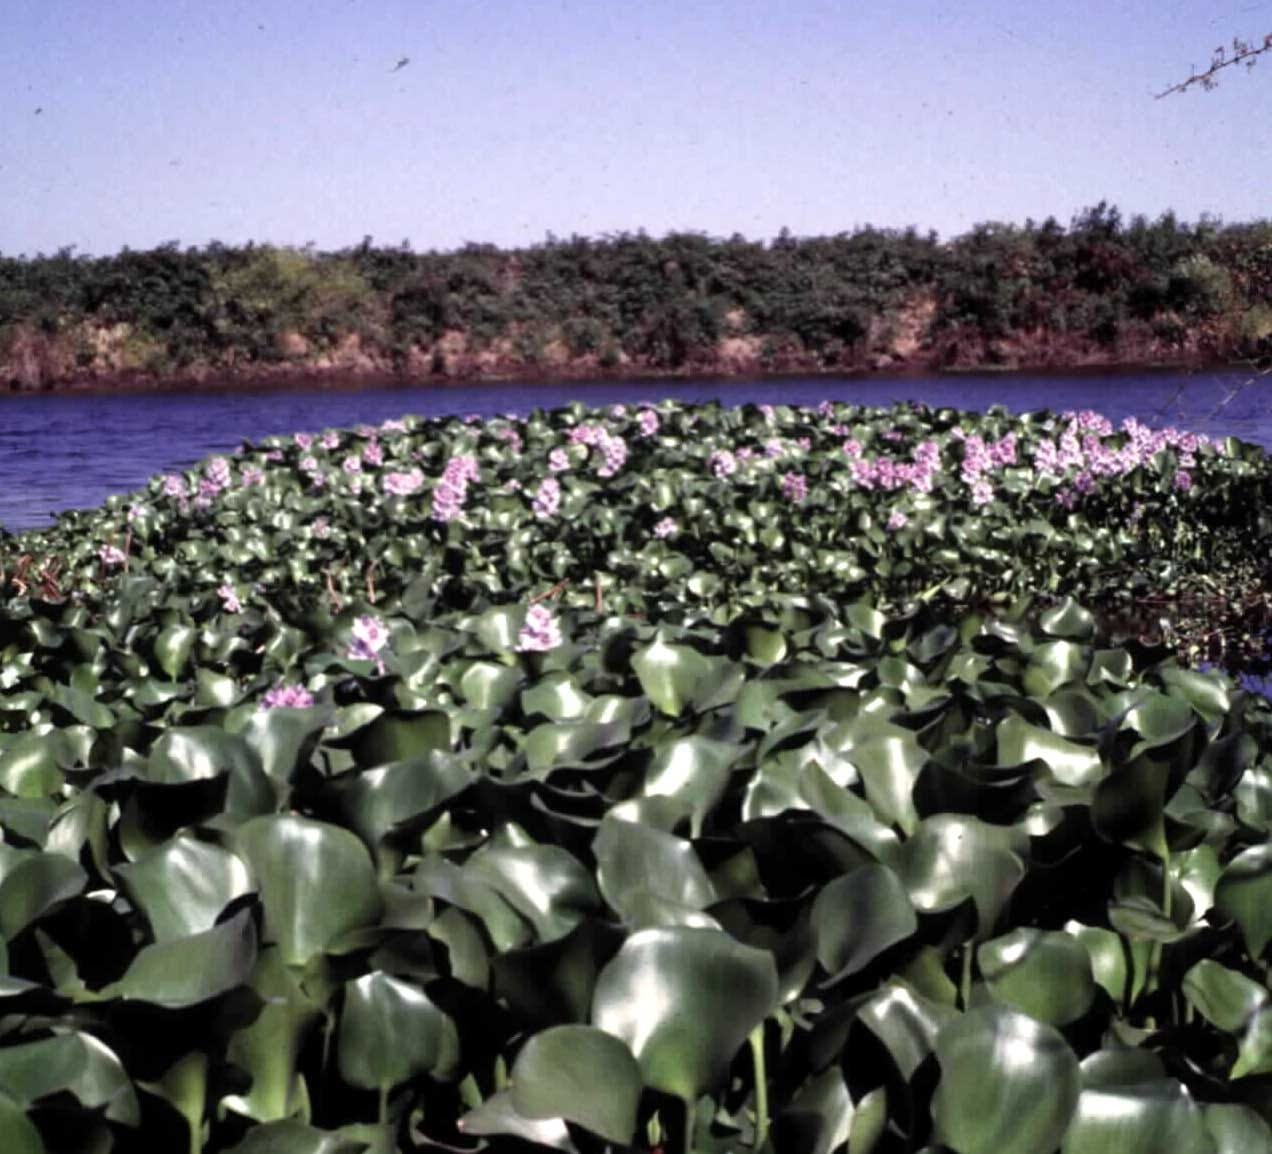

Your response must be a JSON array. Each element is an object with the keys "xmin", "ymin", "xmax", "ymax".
[
  {"xmin": 1157, "ymin": 32, "xmax": 1272, "ymax": 97},
  {"xmin": 530, "ymin": 579, "xmax": 569, "ymax": 604}
]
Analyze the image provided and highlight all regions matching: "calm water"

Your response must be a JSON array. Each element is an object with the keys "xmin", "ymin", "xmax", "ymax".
[{"xmin": 0, "ymin": 369, "xmax": 1268, "ymax": 533}]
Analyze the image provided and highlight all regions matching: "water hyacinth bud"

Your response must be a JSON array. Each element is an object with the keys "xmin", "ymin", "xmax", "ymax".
[
  {"xmin": 262, "ymin": 682, "xmax": 315, "ymax": 710},
  {"xmin": 532, "ymin": 477, "xmax": 562, "ymax": 519},
  {"xmin": 517, "ymin": 604, "xmax": 563, "ymax": 652}
]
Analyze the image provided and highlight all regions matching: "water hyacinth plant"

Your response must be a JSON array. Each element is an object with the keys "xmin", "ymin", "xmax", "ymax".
[{"xmin": 0, "ymin": 400, "xmax": 1268, "ymax": 1152}]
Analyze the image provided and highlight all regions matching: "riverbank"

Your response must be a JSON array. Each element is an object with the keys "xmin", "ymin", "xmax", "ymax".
[{"xmin": 0, "ymin": 340, "xmax": 1253, "ymax": 397}]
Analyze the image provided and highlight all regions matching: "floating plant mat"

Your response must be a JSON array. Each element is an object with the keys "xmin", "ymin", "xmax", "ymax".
[{"xmin": 0, "ymin": 401, "xmax": 1269, "ymax": 1153}]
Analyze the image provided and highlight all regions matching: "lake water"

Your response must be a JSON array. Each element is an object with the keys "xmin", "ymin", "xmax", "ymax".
[{"xmin": 0, "ymin": 368, "xmax": 1268, "ymax": 533}]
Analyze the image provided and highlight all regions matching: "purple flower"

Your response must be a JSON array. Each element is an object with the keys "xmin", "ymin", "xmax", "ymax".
[
  {"xmin": 162, "ymin": 474, "xmax": 188, "ymax": 498},
  {"xmin": 637, "ymin": 409, "xmax": 660, "ymax": 437},
  {"xmin": 241, "ymin": 465, "xmax": 266, "ymax": 488},
  {"xmin": 596, "ymin": 432, "xmax": 628, "ymax": 478},
  {"xmin": 548, "ymin": 447, "xmax": 571, "ymax": 473},
  {"xmin": 380, "ymin": 418, "xmax": 408, "ymax": 433},
  {"xmin": 970, "ymin": 477, "xmax": 994, "ymax": 506},
  {"xmin": 348, "ymin": 615, "xmax": 390, "ymax": 671},
  {"xmin": 532, "ymin": 477, "xmax": 562, "ymax": 519},
  {"xmin": 218, "ymin": 584, "xmax": 243, "ymax": 613},
  {"xmin": 710, "ymin": 449, "xmax": 737, "ymax": 478},
  {"xmin": 299, "ymin": 455, "xmax": 320, "ymax": 475},
  {"xmin": 262, "ymin": 683, "xmax": 315, "ymax": 710},
  {"xmin": 313, "ymin": 517, "xmax": 330, "ymax": 539},
  {"xmin": 99, "ymin": 543, "xmax": 126, "ymax": 567},
  {"xmin": 653, "ymin": 516, "xmax": 678, "ymax": 538},
  {"xmin": 363, "ymin": 441, "xmax": 384, "ymax": 467},
  {"xmin": 321, "ymin": 431, "xmax": 341, "ymax": 450},
  {"xmin": 517, "ymin": 605, "xmax": 563, "ymax": 652},
  {"xmin": 342, "ymin": 454, "xmax": 362, "ymax": 474},
  {"xmin": 383, "ymin": 469, "xmax": 424, "ymax": 496},
  {"xmin": 1175, "ymin": 469, "xmax": 1193, "ymax": 491},
  {"xmin": 886, "ymin": 510, "xmax": 909, "ymax": 530},
  {"xmin": 294, "ymin": 433, "xmax": 314, "ymax": 450},
  {"xmin": 781, "ymin": 472, "xmax": 808, "ymax": 504}
]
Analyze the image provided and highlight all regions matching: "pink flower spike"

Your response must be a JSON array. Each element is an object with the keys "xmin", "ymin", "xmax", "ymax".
[
  {"xmin": 781, "ymin": 473, "xmax": 808, "ymax": 504},
  {"xmin": 517, "ymin": 604, "xmax": 563, "ymax": 652},
  {"xmin": 262, "ymin": 682, "xmax": 315, "ymax": 710}
]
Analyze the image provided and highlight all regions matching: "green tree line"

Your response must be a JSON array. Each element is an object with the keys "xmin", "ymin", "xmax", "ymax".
[{"xmin": 2, "ymin": 204, "xmax": 1269, "ymax": 386}]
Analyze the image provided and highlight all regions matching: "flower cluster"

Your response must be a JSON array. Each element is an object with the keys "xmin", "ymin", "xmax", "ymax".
[
  {"xmin": 781, "ymin": 472, "xmax": 809, "ymax": 504},
  {"xmin": 517, "ymin": 605, "xmax": 562, "ymax": 652},
  {"xmin": 348, "ymin": 615, "xmax": 390, "ymax": 672},
  {"xmin": 99, "ymin": 543, "xmax": 126, "ymax": 568},
  {"xmin": 383, "ymin": 469, "xmax": 425, "ymax": 497},
  {"xmin": 637, "ymin": 409, "xmax": 660, "ymax": 437},
  {"xmin": 532, "ymin": 477, "xmax": 561, "ymax": 519},
  {"xmin": 653, "ymin": 517, "xmax": 678, "ymax": 538},
  {"xmin": 710, "ymin": 449, "xmax": 738, "ymax": 478},
  {"xmin": 432, "ymin": 455, "xmax": 480, "ymax": 523},
  {"xmin": 262, "ymin": 683, "xmax": 315, "ymax": 710},
  {"xmin": 548, "ymin": 447, "xmax": 571, "ymax": 473},
  {"xmin": 217, "ymin": 584, "xmax": 242, "ymax": 613}
]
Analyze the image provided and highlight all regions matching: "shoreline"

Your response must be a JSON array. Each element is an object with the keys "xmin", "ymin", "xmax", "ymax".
[{"xmin": 0, "ymin": 353, "xmax": 1257, "ymax": 400}]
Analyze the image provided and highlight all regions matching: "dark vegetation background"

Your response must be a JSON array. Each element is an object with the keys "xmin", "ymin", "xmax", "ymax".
[{"xmin": 2, "ymin": 203, "xmax": 1270, "ymax": 389}]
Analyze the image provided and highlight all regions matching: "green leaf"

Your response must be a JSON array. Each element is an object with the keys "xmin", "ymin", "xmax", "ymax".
[
  {"xmin": 594, "ymin": 814, "xmax": 717, "ymax": 927},
  {"xmin": 1204, "ymin": 1104, "xmax": 1272, "ymax": 1154},
  {"xmin": 0, "ymin": 1030, "xmax": 140, "ymax": 1125},
  {"xmin": 236, "ymin": 815, "xmax": 384, "ymax": 966},
  {"xmin": 1214, "ymin": 843, "xmax": 1272, "ymax": 957},
  {"xmin": 222, "ymin": 1121, "xmax": 369, "ymax": 1154},
  {"xmin": 591, "ymin": 926, "xmax": 778, "ymax": 1101},
  {"xmin": 0, "ymin": 852, "xmax": 86, "ymax": 939},
  {"xmin": 811, "ymin": 863, "xmax": 917, "ymax": 985},
  {"xmin": 932, "ymin": 1006, "xmax": 1080, "ymax": 1154},
  {"xmin": 114, "ymin": 834, "xmax": 253, "ymax": 941},
  {"xmin": 101, "ymin": 907, "xmax": 257, "ymax": 1007},
  {"xmin": 337, "ymin": 971, "xmax": 459, "ymax": 1091},
  {"xmin": 1061, "ymin": 1054, "xmax": 1212, "ymax": 1154},
  {"xmin": 1182, "ymin": 958, "xmax": 1268, "ymax": 1033},
  {"xmin": 509, "ymin": 1025, "xmax": 642, "ymax": 1145},
  {"xmin": 977, "ymin": 928, "xmax": 1096, "ymax": 1025},
  {"xmin": 631, "ymin": 635, "xmax": 712, "ymax": 717},
  {"xmin": 897, "ymin": 814, "xmax": 1025, "ymax": 939}
]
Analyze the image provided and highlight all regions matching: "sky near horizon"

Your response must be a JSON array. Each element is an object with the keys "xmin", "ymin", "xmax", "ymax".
[{"xmin": 2, "ymin": 0, "xmax": 1270, "ymax": 257}]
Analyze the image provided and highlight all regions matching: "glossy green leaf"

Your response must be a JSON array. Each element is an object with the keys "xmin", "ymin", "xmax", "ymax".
[
  {"xmin": 236, "ymin": 815, "xmax": 384, "ymax": 966},
  {"xmin": 337, "ymin": 971, "xmax": 459, "ymax": 1090},
  {"xmin": 812, "ymin": 863, "xmax": 917, "ymax": 984},
  {"xmin": 509, "ymin": 1025, "xmax": 641, "ymax": 1145},
  {"xmin": 592, "ymin": 926, "xmax": 778, "ymax": 1100},
  {"xmin": 932, "ymin": 1006, "xmax": 1080, "ymax": 1154},
  {"xmin": 978, "ymin": 928, "xmax": 1096, "ymax": 1025}
]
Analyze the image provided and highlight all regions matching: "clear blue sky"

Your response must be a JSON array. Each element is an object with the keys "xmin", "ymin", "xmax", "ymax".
[{"xmin": 2, "ymin": 0, "xmax": 1270, "ymax": 256}]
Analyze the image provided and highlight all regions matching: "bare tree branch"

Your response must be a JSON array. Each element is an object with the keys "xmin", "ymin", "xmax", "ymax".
[{"xmin": 1158, "ymin": 32, "xmax": 1272, "ymax": 97}]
